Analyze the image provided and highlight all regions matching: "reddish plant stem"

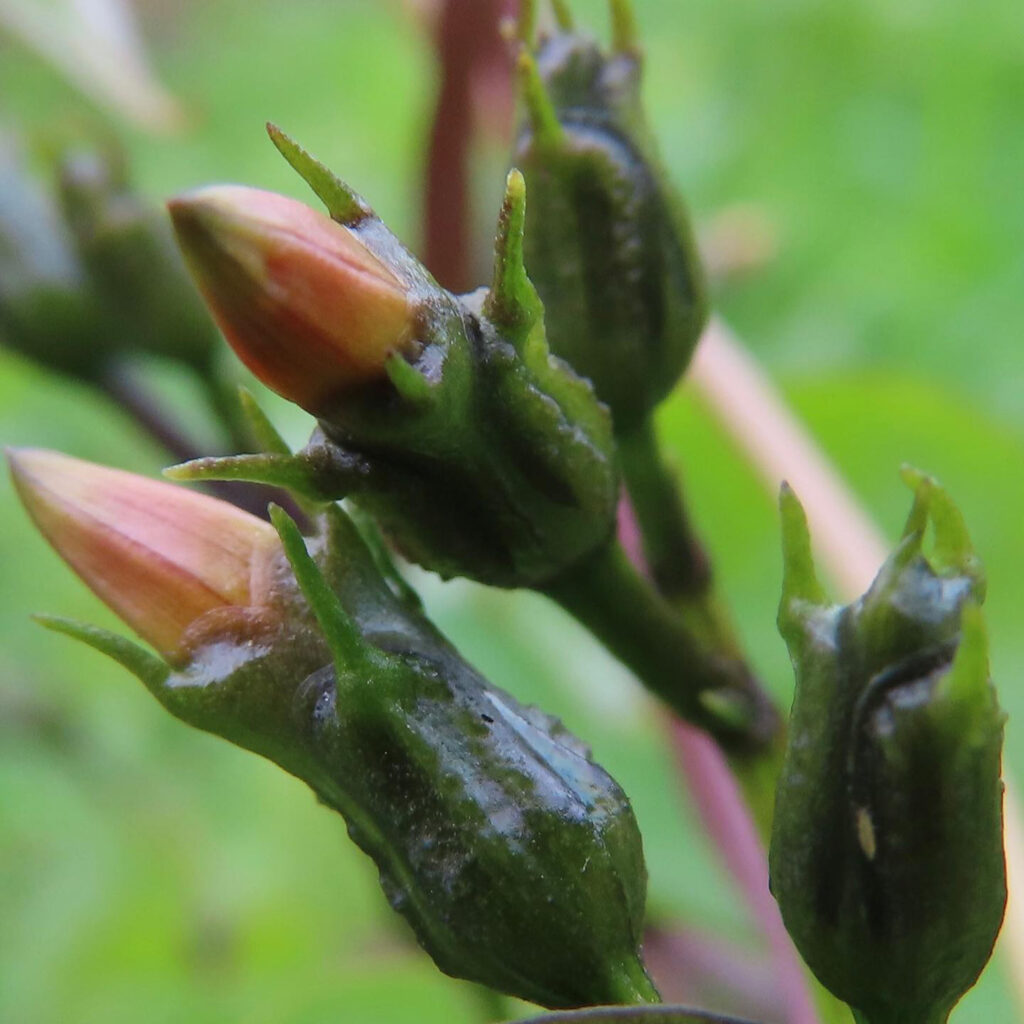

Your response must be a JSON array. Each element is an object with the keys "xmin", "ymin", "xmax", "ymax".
[
  {"xmin": 422, "ymin": 0, "xmax": 516, "ymax": 291},
  {"xmin": 619, "ymin": 496, "xmax": 817, "ymax": 1024}
]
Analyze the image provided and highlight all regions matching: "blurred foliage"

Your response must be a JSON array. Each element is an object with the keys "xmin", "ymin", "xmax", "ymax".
[{"xmin": 0, "ymin": 0, "xmax": 1021, "ymax": 1022}]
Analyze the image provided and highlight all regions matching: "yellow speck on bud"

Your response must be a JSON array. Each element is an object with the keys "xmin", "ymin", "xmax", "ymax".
[{"xmin": 855, "ymin": 806, "xmax": 877, "ymax": 861}]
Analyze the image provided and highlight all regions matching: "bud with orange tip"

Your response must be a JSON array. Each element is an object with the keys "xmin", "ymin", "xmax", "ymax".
[
  {"xmin": 168, "ymin": 126, "xmax": 619, "ymax": 591},
  {"xmin": 7, "ymin": 448, "xmax": 657, "ymax": 1009},
  {"xmin": 8, "ymin": 447, "xmax": 282, "ymax": 667},
  {"xmin": 169, "ymin": 185, "xmax": 419, "ymax": 415}
]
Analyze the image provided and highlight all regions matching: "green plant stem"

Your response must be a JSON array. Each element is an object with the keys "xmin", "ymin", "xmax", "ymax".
[
  {"xmin": 851, "ymin": 1010, "xmax": 946, "ymax": 1024},
  {"xmin": 618, "ymin": 416, "xmax": 857, "ymax": 1024},
  {"xmin": 617, "ymin": 417, "xmax": 711, "ymax": 601},
  {"xmin": 202, "ymin": 362, "xmax": 256, "ymax": 454},
  {"xmin": 544, "ymin": 540, "xmax": 783, "ymax": 836},
  {"xmin": 468, "ymin": 983, "xmax": 507, "ymax": 1022}
]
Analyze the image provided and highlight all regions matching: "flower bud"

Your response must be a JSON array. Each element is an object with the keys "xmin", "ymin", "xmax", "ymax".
[
  {"xmin": 58, "ymin": 148, "xmax": 220, "ymax": 374},
  {"xmin": 0, "ymin": 134, "xmax": 112, "ymax": 379},
  {"xmin": 169, "ymin": 184, "xmax": 417, "ymax": 414},
  {"xmin": 8, "ymin": 448, "xmax": 281, "ymax": 665},
  {"xmin": 168, "ymin": 128, "xmax": 618, "ymax": 590},
  {"xmin": 11, "ymin": 450, "xmax": 655, "ymax": 1008},
  {"xmin": 770, "ymin": 471, "xmax": 1005, "ymax": 1024},
  {"xmin": 512, "ymin": 1, "xmax": 708, "ymax": 431}
]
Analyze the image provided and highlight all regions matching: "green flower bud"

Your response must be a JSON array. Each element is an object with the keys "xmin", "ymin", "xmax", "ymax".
[
  {"xmin": 770, "ymin": 470, "xmax": 1006, "ymax": 1024},
  {"xmin": 0, "ymin": 136, "xmax": 219, "ymax": 383},
  {"xmin": 57, "ymin": 148, "xmax": 220, "ymax": 374},
  {"xmin": 512, "ymin": 0, "xmax": 708, "ymax": 431},
  {"xmin": 169, "ymin": 126, "xmax": 618, "ymax": 590},
  {"xmin": 10, "ymin": 449, "xmax": 655, "ymax": 1009},
  {"xmin": 0, "ymin": 135, "xmax": 110, "ymax": 379}
]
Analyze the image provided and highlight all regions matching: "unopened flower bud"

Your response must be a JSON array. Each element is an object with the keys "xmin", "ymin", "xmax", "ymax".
[
  {"xmin": 169, "ymin": 184, "xmax": 418, "ymax": 414},
  {"xmin": 770, "ymin": 471, "xmax": 1006, "ymax": 1024},
  {"xmin": 513, "ymin": 1, "xmax": 708, "ymax": 431},
  {"xmin": 8, "ymin": 448, "xmax": 280, "ymax": 665},
  {"xmin": 169, "ymin": 128, "xmax": 618, "ymax": 590},
  {"xmin": 10, "ymin": 450, "xmax": 655, "ymax": 1008}
]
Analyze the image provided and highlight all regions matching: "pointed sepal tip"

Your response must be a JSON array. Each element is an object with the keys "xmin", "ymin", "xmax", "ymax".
[
  {"xmin": 33, "ymin": 614, "xmax": 170, "ymax": 693},
  {"xmin": 483, "ymin": 169, "xmax": 543, "ymax": 340},
  {"xmin": 778, "ymin": 482, "xmax": 828, "ymax": 626},
  {"xmin": 265, "ymin": 122, "xmax": 370, "ymax": 226},
  {"xmin": 268, "ymin": 504, "xmax": 373, "ymax": 673},
  {"xmin": 517, "ymin": 51, "xmax": 564, "ymax": 150}
]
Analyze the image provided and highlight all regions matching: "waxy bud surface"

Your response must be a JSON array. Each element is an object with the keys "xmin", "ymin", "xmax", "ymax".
[
  {"xmin": 169, "ymin": 185, "xmax": 417, "ymax": 414},
  {"xmin": 770, "ymin": 472, "xmax": 1005, "ymax": 1024}
]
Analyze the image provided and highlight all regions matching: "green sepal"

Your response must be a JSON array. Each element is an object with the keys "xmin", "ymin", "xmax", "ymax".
[
  {"xmin": 236, "ymin": 386, "xmax": 324, "ymax": 520},
  {"xmin": 165, "ymin": 451, "xmax": 355, "ymax": 503},
  {"xmin": 609, "ymin": 0, "xmax": 640, "ymax": 55},
  {"xmin": 269, "ymin": 504, "xmax": 376, "ymax": 674},
  {"xmin": 900, "ymin": 464, "xmax": 984, "ymax": 591},
  {"xmin": 931, "ymin": 602, "xmax": 1004, "ymax": 749},
  {"xmin": 344, "ymin": 502, "xmax": 423, "ymax": 614},
  {"xmin": 517, "ymin": 51, "xmax": 565, "ymax": 151},
  {"xmin": 385, "ymin": 351, "xmax": 436, "ymax": 404},
  {"xmin": 482, "ymin": 169, "xmax": 544, "ymax": 346},
  {"xmin": 777, "ymin": 482, "xmax": 830, "ymax": 652},
  {"xmin": 266, "ymin": 122, "xmax": 371, "ymax": 226},
  {"xmin": 33, "ymin": 614, "xmax": 170, "ymax": 694},
  {"xmin": 238, "ymin": 385, "xmax": 292, "ymax": 456}
]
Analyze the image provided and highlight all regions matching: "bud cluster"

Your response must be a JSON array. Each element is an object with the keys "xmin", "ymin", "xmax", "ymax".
[{"xmin": 5, "ymin": 3, "xmax": 1009, "ymax": 1019}]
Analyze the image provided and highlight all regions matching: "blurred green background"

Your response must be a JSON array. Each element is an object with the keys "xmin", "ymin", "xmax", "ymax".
[{"xmin": 1, "ymin": 0, "xmax": 1021, "ymax": 1021}]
